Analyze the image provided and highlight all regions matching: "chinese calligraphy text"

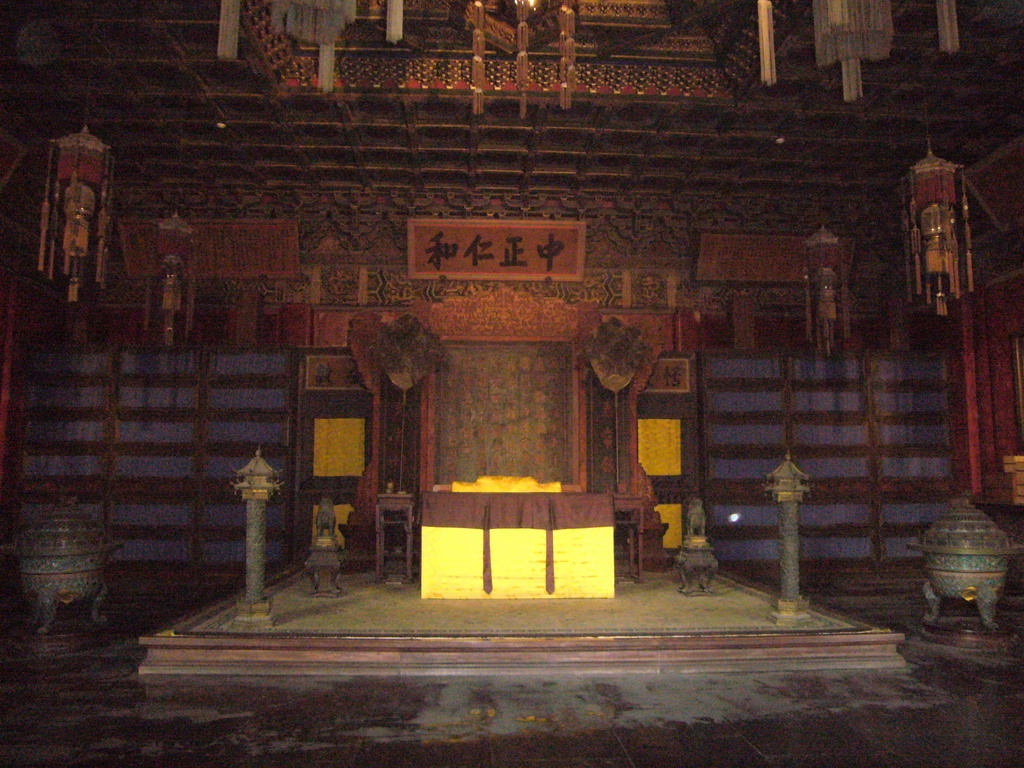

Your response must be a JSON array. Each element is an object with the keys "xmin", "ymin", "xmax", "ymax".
[{"xmin": 409, "ymin": 219, "xmax": 585, "ymax": 281}]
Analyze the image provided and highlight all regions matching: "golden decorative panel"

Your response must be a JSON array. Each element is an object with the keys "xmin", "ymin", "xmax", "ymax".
[
  {"xmin": 656, "ymin": 503, "xmax": 683, "ymax": 549},
  {"xmin": 638, "ymin": 418, "xmax": 682, "ymax": 476},
  {"xmin": 313, "ymin": 418, "xmax": 365, "ymax": 477}
]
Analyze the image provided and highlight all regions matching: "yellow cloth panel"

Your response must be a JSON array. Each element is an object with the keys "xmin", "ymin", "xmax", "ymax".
[
  {"xmin": 420, "ymin": 526, "xmax": 614, "ymax": 599},
  {"xmin": 552, "ymin": 527, "xmax": 615, "ymax": 598},
  {"xmin": 451, "ymin": 476, "xmax": 562, "ymax": 493},
  {"xmin": 638, "ymin": 419, "xmax": 681, "ymax": 476},
  {"xmin": 313, "ymin": 418, "xmax": 364, "ymax": 477},
  {"xmin": 421, "ymin": 527, "xmax": 487, "ymax": 598},
  {"xmin": 656, "ymin": 503, "xmax": 683, "ymax": 549},
  {"xmin": 311, "ymin": 503, "xmax": 353, "ymax": 547}
]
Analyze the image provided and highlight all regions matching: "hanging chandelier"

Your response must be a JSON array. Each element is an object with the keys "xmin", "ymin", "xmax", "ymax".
[
  {"xmin": 804, "ymin": 226, "xmax": 851, "ymax": 357},
  {"xmin": 812, "ymin": 0, "xmax": 893, "ymax": 102},
  {"xmin": 37, "ymin": 126, "xmax": 113, "ymax": 302},
  {"xmin": 789, "ymin": 0, "xmax": 956, "ymax": 100},
  {"xmin": 270, "ymin": 0, "xmax": 357, "ymax": 93},
  {"xmin": 904, "ymin": 146, "xmax": 973, "ymax": 316}
]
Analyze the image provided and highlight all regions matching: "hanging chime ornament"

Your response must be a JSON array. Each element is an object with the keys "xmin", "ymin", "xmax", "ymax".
[
  {"xmin": 812, "ymin": 0, "xmax": 893, "ymax": 102},
  {"xmin": 386, "ymin": 0, "xmax": 404, "ymax": 43},
  {"xmin": 558, "ymin": 2, "xmax": 576, "ymax": 110},
  {"xmin": 470, "ymin": 0, "xmax": 486, "ymax": 115},
  {"xmin": 516, "ymin": 0, "xmax": 531, "ymax": 118},
  {"xmin": 804, "ymin": 226, "xmax": 851, "ymax": 356},
  {"xmin": 904, "ymin": 145, "xmax": 973, "ymax": 317},
  {"xmin": 757, "ymin": 0, "xmax": 777, "ymax": 86},
  {"xmin": 936, "ymin": 0, "xmax": 959, "ymax": 53},
  {"xmin": 37, "ymin": 126, "xmax": 113, "ymax": 303}
]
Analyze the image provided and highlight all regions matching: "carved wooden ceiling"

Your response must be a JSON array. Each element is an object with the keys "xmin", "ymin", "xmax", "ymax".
[{"xmin": 0, "ymin": 0, "xmax": 1022, "ymax": 270}]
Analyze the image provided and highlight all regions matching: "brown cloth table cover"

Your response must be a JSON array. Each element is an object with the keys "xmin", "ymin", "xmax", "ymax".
[{"xmin": 420, "ymin": 492, "xmax": 614, "ymax": 594}]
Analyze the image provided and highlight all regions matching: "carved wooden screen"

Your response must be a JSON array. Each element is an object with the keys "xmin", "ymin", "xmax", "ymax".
[{"xmin": 434, "ymin": 343, "xmax": 571, "ymax": 485}]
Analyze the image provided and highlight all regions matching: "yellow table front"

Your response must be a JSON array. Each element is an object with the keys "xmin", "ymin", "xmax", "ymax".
[{"xmin": 420, "ymin": 525, "xmax": 615, "ymax": 599}]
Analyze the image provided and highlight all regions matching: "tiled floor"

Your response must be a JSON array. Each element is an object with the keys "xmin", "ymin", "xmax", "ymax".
[{"xmin": 2, "ymin": 573, "xmax": 1023, "ymax": 768}]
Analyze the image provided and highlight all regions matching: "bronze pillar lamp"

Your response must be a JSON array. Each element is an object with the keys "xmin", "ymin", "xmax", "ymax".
[
  {"xmin": 766, "ymin": 452, "xmax": 811, "ymax": 624},
  {"xmin": 233, "ymin": 448, "xmax": 282, "ymax": 627}
]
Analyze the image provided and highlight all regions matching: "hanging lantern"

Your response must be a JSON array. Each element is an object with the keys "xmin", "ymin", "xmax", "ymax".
[
  {"xmin": 804, "ymin": 226, "xmax": 851, "ymax": 356},
  {"xmin": 812, "ymin": 0, "xmax": 893, "ymax": 102},
  {"xmin": 558, "ymin": 2, "xmax": 575, "ymax": 110},
  {"xmin": 905, "ymin": 146, "xmax": 973, "ymax": 317},
  {"xmin": 37, "ymin": 126, "xmax": 113, "ymax": 302},
  {"xmin": 156, "ymin": 213, "xmax": 194, "ymax": 346},
  {"xmin": 270, "ymin": 0, "xmax": 356, "ymax": 93},
  {"xmin": 936, "ymin": 0, "xmax": 959, "ymax": 53}
]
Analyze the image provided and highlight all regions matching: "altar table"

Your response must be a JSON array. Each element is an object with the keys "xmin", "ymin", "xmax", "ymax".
[{"xmin": 419, "ymin": 492, "xmax": 615, "ymax": 599}]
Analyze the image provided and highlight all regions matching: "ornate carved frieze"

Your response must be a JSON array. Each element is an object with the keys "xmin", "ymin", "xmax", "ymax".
[
  {"xmin": 421, "ymin": 284, "xmax": 586, "ymax": 340},
  {"xmin": 110, "ymin": 182, "xmax": 899, "ymax": 320},
  {"xmin": 242, "ymin": 0, "xmax": 728, "ymax": 96}
]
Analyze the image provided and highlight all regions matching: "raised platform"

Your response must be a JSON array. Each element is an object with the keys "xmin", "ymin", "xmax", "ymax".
[{"xmin": 138, "ymin": 572, "xmax": 905, "ymax": 676}]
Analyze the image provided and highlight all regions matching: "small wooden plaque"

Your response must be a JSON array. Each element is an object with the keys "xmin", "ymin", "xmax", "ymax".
[{"xmin": 645, "ymin": 357, "xmax": 693, "ymax": 393}]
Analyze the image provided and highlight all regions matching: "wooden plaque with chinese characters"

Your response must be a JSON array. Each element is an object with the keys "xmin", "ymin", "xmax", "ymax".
[
  {"xmin": 645, "ymin": 357, "xmax": 693, "ymax": 393},
  {"xmin": 305, "ymin": 354, "xmax": 363, "ymax": 390},
  {"xmin": 408, "ymin": 218, "xmax": 585, "ymax": 281}
]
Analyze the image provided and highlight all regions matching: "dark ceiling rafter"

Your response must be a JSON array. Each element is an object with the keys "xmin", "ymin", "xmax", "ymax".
[{"xmin": 0, "ymin": 0, "xmax": 1019, "ymax": 239}]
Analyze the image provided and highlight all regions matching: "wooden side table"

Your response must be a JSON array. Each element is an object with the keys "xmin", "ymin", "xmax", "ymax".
[
  {"xmin": 375, "ymin": 493, "xmax": 416, "ymax": 583},
  {"xmin": 613, "ymin": 494, "xmax": 644, "ymax": 581}
]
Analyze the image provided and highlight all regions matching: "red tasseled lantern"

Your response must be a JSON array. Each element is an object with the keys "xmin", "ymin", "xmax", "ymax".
[
  {"xmin": 37, "ymin": 126, "xmax": 113, "ymax": 302},
  {"xmin": 804, "ymin": 226, "xmax": 852, "ymax": 356},
  {"xmin": 905, "ymin": 147, "xmax": 973, "ymax": 317}
]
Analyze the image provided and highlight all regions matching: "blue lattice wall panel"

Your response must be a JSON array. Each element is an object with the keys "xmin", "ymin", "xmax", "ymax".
[
  {"xmin": 714, "ymin": 539, "xmax": 780, "ymax": 562},
  {"xmin": 705, "ymin": 357, "xmax": 782, "ymax": 379},
  {"xmin": 111, "ymin": 504, "xmax": 192, "ymax": 526},
  {"xmin": 792, "ymin": 358, "xmax": 861, "ymax": 381},
  {"xmin": 708, "ymin": 423, "xmax": 784, "ymax": 446},
  {"xmin": 878, "ymin": 424, "xmax": 948, "ymax": 445},
  {"xmin": 792, "ymin": 390, "xmax": 863, "ymax": 412},
  {"xmin": 212, "ymin": 352, "xmax": 289, "ymax": 377},
  {"xmin": 31, "ymin": 352, "xmax": 109, "ymax": 375},
  {"xmin": 701, "ymin": 351, "xmax": 951, "ymax": 565},
  {"xmin": 882, "ymin": 502, "xmax": 945, "ymax": 524},
  {"xmin": 22, "ymin": 348, "xmax": 295, "ymax": 567},
  {"xmin": 874, "ymin": 358, "xmax": 945, "ymax": 381},
  {"xmin": 708, "ymin": 391, "xmax": 784, "ymax": 412},
  {"xmin": 117, "ymin": 421, "xmax": 194, "ymax": 443},
  {"xmin": 121, "ymin": 351, "xmax": 197, "ymax": 376},
  {"xmin": 202, "ymin": 539, "xmax": 285, "ymax": 564},
  {"xmin": 24, "ymin": 454, "xmax": 103, "ymax": 476},
  {"xmin": 794, "ymin": 424, "xmax": 867, "ymax": 446},
  {"xmin": 208, "ymin": 388, "xmax": 287, "ymax": 410},
  {"xmin": 29, "ymin": 386, "xmax": 106, "ymax": 409},
  {"xmin": 119, "ymin": 386, "xmax": 195, "ymax": 409},
  {"xmin": 114, "ymin": 538, "xmax": 190, "ymax": 562},
  {"xmin": 207, "ymin": 421, "xmax": 286, "ymax": 443},
  {"xmin": 874, "ymin": 390, "xmax": 947, "ymax": 413},
  {"xmin": 25, "ymin": 420, "xmax": 105, "ymax": 442},
  {"xmin": 712, "ymin": 505, "xmax": 778, "ymax": 526}
]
